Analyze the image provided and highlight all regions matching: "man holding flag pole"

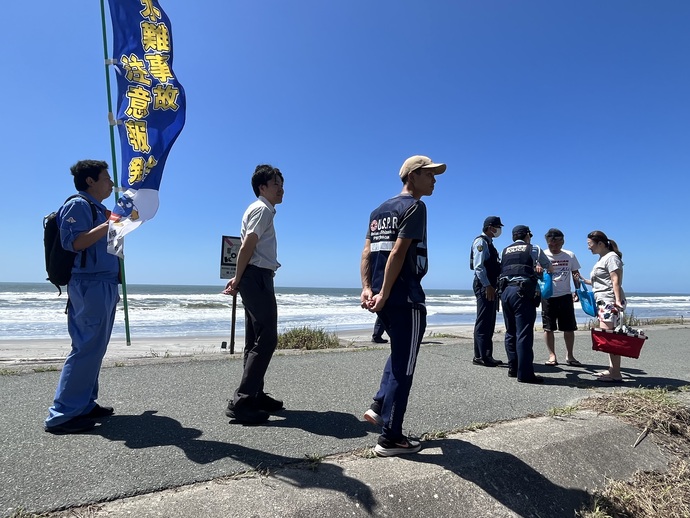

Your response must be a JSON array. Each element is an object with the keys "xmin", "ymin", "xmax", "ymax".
[
  {"xmin": 43, "ymin": 0, "xmax": 186, "ymax": 434},
  {"xmin": 44, "ymin": 160, "xmax": 120, "ymax": 434}
]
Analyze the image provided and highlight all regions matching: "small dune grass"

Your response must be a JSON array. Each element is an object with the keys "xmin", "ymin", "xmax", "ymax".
[{"xmin": 276, "ymin": 326, "xmax": 341, "ymax": 350}]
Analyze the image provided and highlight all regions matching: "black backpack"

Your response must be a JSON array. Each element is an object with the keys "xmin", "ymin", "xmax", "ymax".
[{"xmin": 43, "ymin": 195, "xmax": 97, "ymax": 295}]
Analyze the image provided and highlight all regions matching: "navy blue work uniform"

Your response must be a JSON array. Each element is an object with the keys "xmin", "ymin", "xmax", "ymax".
[
  {"xmin": 367, "ymin": 194, "xmax": 428, "ymax": 443},
  {"xmin": 498, "ymin": 241, "xmax": 550, "ymax": 381},
  {"xmin": 46, "ymin": 192, "xmax": 120, "ymax": 428},
  {"xmin": 471, "ymin": 233, "xmax": 501, "ymax": 361}
]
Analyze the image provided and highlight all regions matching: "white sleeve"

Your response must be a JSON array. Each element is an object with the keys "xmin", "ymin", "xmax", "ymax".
[{"xmin": 244, "ymin": 206, "xmax": 272, "ymax": 238}]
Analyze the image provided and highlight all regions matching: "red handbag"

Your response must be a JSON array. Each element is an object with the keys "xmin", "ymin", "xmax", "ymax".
[{"xmin": 591, "ymin": 328, "xmax": 648, "ymax": 359}]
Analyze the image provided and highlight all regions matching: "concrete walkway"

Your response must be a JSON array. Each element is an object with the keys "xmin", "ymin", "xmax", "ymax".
[{"xmin": 1, "ymin": 326, "xmax": 688, "ymax": 517}]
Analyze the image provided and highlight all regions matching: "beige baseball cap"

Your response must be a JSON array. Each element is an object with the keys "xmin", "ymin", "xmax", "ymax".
[{"xmin": 399, "ymin": 155, "xmax": 447, "ymax": 180}]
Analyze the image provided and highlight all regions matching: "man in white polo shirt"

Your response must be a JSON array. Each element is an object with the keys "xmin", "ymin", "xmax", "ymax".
[{"xmin": 223, "ymin": 164, "xmax": 285, "ymax": 424}]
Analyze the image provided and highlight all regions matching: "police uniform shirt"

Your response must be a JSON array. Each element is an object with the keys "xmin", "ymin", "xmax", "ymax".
[
  {"xmin": 472, "ymin": 233, "xmax": 496, "ymax": 287},
  {"xmin": 503, "ymin": 241, "xmax": 551, "ymax": 281}
]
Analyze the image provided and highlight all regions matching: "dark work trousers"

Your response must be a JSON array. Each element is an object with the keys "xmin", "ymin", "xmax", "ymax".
[
  {"xmin": 372, "ymin": 316, "xmax": 386, "ymax": 339},
  {"xmin": 500, "ymin": 284, "xmax": 537, "ymax": 380},
  {"xmin": 473, "ymin": 279, "xmax": 498, "ymax": 360},
  {"xmin": 372, "ymin": 303, "xmax": 426, "ymax": 442},
  {"xmin": 233, "ymin": 265, "xmax": 278, "ymax": 407}
]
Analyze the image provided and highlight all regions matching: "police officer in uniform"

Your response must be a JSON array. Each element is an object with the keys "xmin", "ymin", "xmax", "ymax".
[
  {"xmin": 470, "ymin": 216, "xmax": 503, "ymax": 366},
  {"xmin": 498, "ymin": 225, "xmax": 552, "ymax": 384}
]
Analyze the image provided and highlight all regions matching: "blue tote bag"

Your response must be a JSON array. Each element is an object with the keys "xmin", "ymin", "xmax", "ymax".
[
  {"xmin": 538, "ymin": 272, "xmax": 553, "ymax": 299},
  {"xmin": 577, "ymin": 283, "xmax": 597, "ymax": 317}
]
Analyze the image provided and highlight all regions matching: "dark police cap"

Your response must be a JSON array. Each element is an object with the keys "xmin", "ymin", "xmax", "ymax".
[
  {"xmin": 512, "ymin": 225, "xmax": 532, "ymax": 238},
  {"xmin": 483, "ymin": 216, "xmax": 503, "ymax": 228}
]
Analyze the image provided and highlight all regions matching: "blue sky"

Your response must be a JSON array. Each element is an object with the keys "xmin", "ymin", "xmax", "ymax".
[{"xmin": 1, "ymin": 1, "xmax": 688, "ymax": 293}]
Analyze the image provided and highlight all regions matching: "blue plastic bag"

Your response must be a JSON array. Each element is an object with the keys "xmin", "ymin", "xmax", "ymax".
[
  {"xmin": 577, "ymin": 282, "xmax": 597, "ymax": 317},
  {"xmin": 538, "ymin": 272, "xmax": 553, "ymax": 299}
]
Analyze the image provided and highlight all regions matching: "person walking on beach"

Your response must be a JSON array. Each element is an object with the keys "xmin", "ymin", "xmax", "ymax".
[
  {"xmin": 579, "ymin": 230, "xmax": 626, "ymax": 382},
  {"xmin": 498, "ymin": 225, "xmax": 552, "ymax": 384},
  {"xmin": 360, "ymin": 154, "xmax": 446, "ymax": 457},
  {"xmin": 223, "ymin": 165, "xmax": 285, "ymax": 424},
  {"xmin": 371, "ymin": 316, "xmax": 388, "ymax": 343},
  {"xmin": 45, "ymin": 160, "xmax": 119, "ymax": 434},
  {"xmin": 541, "ymin": 228, "xmax": 582, "ymax": 367},
  {"xmin": 470, "ymin": 216, "xmax": 504, "ymax": 367}
]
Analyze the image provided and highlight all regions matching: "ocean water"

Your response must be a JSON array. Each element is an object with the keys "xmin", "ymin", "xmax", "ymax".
[{"xmin": 1, "ymin": 282, "xmax": 688, "ymax": 340}]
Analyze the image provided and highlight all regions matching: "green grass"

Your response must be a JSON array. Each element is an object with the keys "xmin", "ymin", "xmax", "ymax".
[
  {"xmin": 547, "ymin": 405, "xmax": 578, "ymax": 417},
  {"xmin": 426, "ymin": 332, "xmax": 462, "ymax": 339},
  {"xmin": 580, "ymin": 311, "xmax": 686, "ymax": 330},
  {"xmin": 276, "ymin": 326, "xmax": 341, "ymax": 350},
  {"xmin": 0, "ymin": 368, "xmax": 20, "ymax": 376},
  {"xmin": 32, "ymin": 366, "xmax": 59, "ymax": 373},
  {"xmin": 303, "ymin": 453, "xmax": 323, "ymax": 470}
]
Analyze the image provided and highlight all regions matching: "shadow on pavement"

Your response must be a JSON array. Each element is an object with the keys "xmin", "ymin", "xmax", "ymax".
[
  {"xmin": 525, "ymin": 362, "xmax": 687, "ymax": 390},
  {"xmin": 412, "ymin": 438, "xmax": 590, "ymax": 517},
  {"xmin": 267, "ymin": 409, "xmax": 371, "ymax": 438},
  {"xmin": 87, "ymin": 410, "xmax": 378, "ymax": 513}
]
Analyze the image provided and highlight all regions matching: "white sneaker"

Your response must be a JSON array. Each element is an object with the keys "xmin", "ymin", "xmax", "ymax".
[
  {"xmin": 374, "ymin": 436, "xmax": 421, "ymax": 457},
  {"xmin": 364, "ymin": 408, "xmax": 383, "ymax": 427}
]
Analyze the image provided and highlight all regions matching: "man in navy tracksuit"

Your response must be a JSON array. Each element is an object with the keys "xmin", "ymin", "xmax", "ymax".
[{"xmin": 360, "ymin": 155, "xmax": 446, "ymax": 457}]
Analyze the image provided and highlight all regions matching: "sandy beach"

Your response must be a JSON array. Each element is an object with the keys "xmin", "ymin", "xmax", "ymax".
[{"xmin": 0, "ymin": 325, "xmax": 477, "ymax": 365}]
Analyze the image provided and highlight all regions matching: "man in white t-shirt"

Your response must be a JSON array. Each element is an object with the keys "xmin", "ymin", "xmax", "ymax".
[{"xmin": 541, "ymin": 228, "xmax": 582, "ymax": 366}]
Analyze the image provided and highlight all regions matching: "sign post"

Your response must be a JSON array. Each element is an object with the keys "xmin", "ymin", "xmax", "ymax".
[{"xmin": 220, "ymin": 236, "xmax": 241, "ymax": 353}]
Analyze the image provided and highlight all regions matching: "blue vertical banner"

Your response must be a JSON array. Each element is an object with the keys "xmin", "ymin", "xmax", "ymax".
[{"xmin": 106, "ymin": 0, "xmax": 185, "ymax": 257}]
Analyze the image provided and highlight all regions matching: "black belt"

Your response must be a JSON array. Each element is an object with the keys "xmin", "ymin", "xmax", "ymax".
[{"xmin": 246, "ymin": 264, "xmax": 273, "ymax": 273}]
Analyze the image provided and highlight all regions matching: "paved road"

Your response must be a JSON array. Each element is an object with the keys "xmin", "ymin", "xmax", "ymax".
[{"xmin": 1, "ymin": 326, "xmax": 688, "ymax": 516}]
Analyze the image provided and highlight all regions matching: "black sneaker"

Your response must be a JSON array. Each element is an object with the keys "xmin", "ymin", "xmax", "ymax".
[
  {"xmin": 256, "ymin": 393, "xmax": 284, "ymax": 413},
  {"xmin": 374, "ymin": 436, "xmax": 421, "ymax": 457},
  {"xmin": 363, "ymin": 400, "xmax": 383, "ymax": 426},
  {"xmin": 508, "ymin": 369, "xmax": 517, "ymax": 378},
  {"xmin": 225, "ymin": 402, "xmax": 270, "ymax": 424},
  {"xmin": 371, "ymin": 337, "xmax": 388, "ymax": 344},
  {"xmin": 83, "ymin": 404, "xmax": 114, "ymax": 419},
  {"xmin": 487, "ymin": 357, "xmax": 503, "ymax": 365},
  {"xmin": 45, "ymin": 417, "xmax": 96, "ymax": 435},
  {"xmin": 473, "ymin": 357, "xmax": 498, "ymax": 367}
]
